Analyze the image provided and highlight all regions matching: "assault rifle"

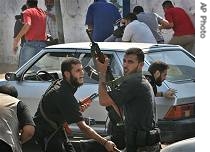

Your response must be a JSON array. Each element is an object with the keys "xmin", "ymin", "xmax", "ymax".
[
  {"xmin": 86, "ymin": 29, "xmax": 124, "ymax": 151},
  {"xmin": 85, "ymin": 29, "xmax": 114, "ymax": 81}
]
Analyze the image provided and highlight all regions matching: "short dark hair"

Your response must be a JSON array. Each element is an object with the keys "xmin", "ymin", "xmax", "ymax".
[
  {"xmin": 0, "ymin": 84, "xmax": 18, "ymax": 98},
  {"xmin": 125, "ymin": 48, "xmax": 144, "ymax": 63},
  {"xmin": 27, "ymin": 0, "xmax": 38, "ymax": 8},
  {"xmin": 124, "ymin": 13, "xmax": 137, "ymax": 22},
  {"xmin": 148, "ymin": 61, "xmax": 169, "ymax": 75},
  {"xmin": 61, "ymin": 57, "xmax": 81, "ymax": 76},
  {"xmin": 133, "ymin": 6, "xmax": 144, "ymax": 15},
  {"xmin": 162, "ymin": 0, "xmax": 173, "ymax": 8},
  {"xmin": 21, "ymin": 4, "xmax": 27, "ymax": 11}
]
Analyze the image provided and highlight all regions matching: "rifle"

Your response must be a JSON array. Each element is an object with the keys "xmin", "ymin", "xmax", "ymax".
[
  {"xmin": 86, "ymin": 29, "xmax": 125, "ymax": 148},
  {"xmin": 85, "ymin": 29, "xmax": 114, "ymax": 81}
]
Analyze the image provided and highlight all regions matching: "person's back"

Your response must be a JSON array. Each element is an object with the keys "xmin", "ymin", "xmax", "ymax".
[
  {"xmin": 161, "ymin": 0, "xmax": 195, "ymax": 55},
  {"xmin": 85, "ymin": 0, "xmax": 121, "ymax": 41},
  {"xmin": 0, "ymin": 93, "xmax": 22, "ymax": 152},
  {"xmin": 137, "ymin": 12, "xmax": 164, "ymax": 43},
  {"xmin": 23, "ymin": 7, "xmax": 46, "ymax": 40},
  {"xmin": 0, "ymin": 84, "xmax": 35, "ymax": 152},
  {"xmin": 165, "ymin": 6, "xmax": 194, "ymax": 36},
  {"xmin": 13, "ymin": 0, "xmax": 47, "ymax": 67},
  {"xmin": 122, "ymin": 20, "xmax": 157, "ymax": 43}
]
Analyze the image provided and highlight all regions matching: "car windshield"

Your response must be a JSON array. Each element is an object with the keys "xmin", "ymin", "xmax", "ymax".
[
  {"xmin": 24, "ymin": 50, "xmax": 123, "ymax": 82},
  {"xmin": 117, "ymin": 48, "xmax": 195, "ymax": 83}
]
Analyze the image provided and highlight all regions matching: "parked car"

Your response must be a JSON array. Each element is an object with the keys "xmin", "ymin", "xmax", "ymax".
[
  {"xmin": 0, "ymin": 42, "xmax": 195, "ymax": 143},
  {"xmin": 161, "ymin": 137, "xmax": 195, "ymax": 152}
]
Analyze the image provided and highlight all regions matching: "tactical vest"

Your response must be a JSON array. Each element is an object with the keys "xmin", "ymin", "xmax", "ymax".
[{"xmin": 0, "ymin": 93, "xmax": 22, "ymax": 152}]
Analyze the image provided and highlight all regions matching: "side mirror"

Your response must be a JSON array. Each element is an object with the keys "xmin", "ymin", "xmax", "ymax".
[{"xmin": 5, "ymin": 72, "xmax": 17, "ymax": 81}]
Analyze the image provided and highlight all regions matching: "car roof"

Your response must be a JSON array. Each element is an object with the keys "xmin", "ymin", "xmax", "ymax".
[{"xmin": 45, "ymin": 42, "xmax": 180, "ymax": 52}]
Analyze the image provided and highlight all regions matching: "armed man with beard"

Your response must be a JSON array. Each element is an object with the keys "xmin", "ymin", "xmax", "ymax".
[
  {"xmin": 145, "ymin": 60, "xmax": 176, "ymax": 98},
  {"xmin": 96, "ymin": 48, "xmax": 161, "ymax": 152},
  {"xmin": 33, "ymin": 57, "xmax": 117, "ymax": 152}
]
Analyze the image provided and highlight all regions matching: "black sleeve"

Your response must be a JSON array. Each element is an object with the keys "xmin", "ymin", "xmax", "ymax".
[
  {"xmin": 56, "ymin": 93, "xmax": 84, "ymax": 124},
  {"xmin": 17, "ymin": 101, "xmax": 35, "ymax": 129},
  {"xmin": 109, "ymin": 78, "xmax": 136, "ymax": 106}
]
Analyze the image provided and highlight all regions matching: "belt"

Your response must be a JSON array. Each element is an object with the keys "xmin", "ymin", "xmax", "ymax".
[
  {"xmin": 157, "ymin": 40, "xmax": 164, "ymax": 43},
  {"xmin": 26, "ymin": 40, "xmax": 46, "ymax": 42}
]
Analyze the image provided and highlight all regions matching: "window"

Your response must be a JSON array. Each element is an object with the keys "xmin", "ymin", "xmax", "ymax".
[
  {"xmin": 145, "ymin": 49, "xmax": 195, "ymax": 83},
  {"xmin": 23, "ymin": 49, "xmax": 123, "ymax": 83}
]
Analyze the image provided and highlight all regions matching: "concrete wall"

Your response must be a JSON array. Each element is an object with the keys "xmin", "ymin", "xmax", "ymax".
[{"xmin": 0, "ymin": 0, "xmax": 194, "ymax": 65}]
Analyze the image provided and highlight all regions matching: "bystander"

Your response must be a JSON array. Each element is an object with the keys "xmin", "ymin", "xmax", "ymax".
[
  {"xmin": 85, "ymin": 0, "xmax": 121, "ymax": 42},
  {"xmin": 13, "ymin": 0, "xmax": 47, "ymax": 67},
  {"xmin": 160, "ymin": 0, "xmax": 195, "ymax": 55}
]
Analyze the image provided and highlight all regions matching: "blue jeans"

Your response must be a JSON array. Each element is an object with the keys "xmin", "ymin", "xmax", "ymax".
[{"xmin": 18, "ymin": 41, "xmax": 47, "ymax": 67}]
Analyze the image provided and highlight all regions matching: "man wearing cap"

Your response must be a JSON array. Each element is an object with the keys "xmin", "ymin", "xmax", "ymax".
[{"xmin": 13, "ymin": 0, "xmax": 47, "ymax": 67}]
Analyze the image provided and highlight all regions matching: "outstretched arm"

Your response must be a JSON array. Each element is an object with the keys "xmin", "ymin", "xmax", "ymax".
[{"xmin": 77, "ymin": 121, "xmax": 118, "ymax": 151}]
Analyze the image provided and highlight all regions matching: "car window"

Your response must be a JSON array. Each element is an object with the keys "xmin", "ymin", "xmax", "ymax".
[
  {"xmin": 23, "ymin": 49, "xmax": 122, "ymax": 82},
  {"xmin": 145, "ymin": 49, "xmax": 195, "ymax": 83},
  {"xmin": 116, "ymin": 48, "xmax": 195, "ymax": 83}
]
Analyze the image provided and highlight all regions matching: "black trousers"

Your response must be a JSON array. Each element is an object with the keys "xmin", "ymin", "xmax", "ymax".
[
  {"xmin": 0, "ymin": 140, "xmax": 13, "ymax": 152},
  {"xmin": 35, "ymin": 129, "xmax": 76, "ymax": 152},
  {"xmin": 108, "ymin": 121, "xmax": 126, "ymax": 150}
]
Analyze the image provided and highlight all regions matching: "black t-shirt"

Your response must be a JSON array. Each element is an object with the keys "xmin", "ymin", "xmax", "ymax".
[
  {"xmin": 34, "ymin": 79, "xmax": 84, "ymax": 128},
  {"xmin": 109, "ymin": 72, "xmax": 154, "ymax": 131},
  {"xmin": 17, "ymin": 101, "xmax": 35, "ymax": 129}
]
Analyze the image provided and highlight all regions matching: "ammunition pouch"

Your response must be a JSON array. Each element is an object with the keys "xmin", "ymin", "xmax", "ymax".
[
  {"xmin": 146, "ymin": 128, "xmax": 161, "ymax": 146},
  {"xmin": 136, "ymin": 128, "xmax": 161, "ymax": 147}
]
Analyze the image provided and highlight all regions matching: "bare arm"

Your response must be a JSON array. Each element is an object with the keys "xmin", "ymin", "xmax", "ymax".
[
  {"xmin": 96, "ymin": 58, "xmax": 117, "ymax": 107},
  {"xmin": 20, "ymin": 125, "xmax": 35, "ymax": 144},
  {"xmin": 77, "ymin": 121, "xmax": 117, "ymax": 151},
  {"xmin": 13, "ymin": 23, "xmax": 30, "ymax": 53},
  {"xmin": 159, "ymin": 19, "xmax": 174, "ymax": 30}
]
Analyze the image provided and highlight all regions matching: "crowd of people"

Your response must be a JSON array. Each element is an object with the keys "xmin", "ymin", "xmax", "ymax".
[
  {"xmin": 88, "ymin": 1, "xmax": 194, "ymax": 56},
  {"xmin": 2, "ymin": 0, "xmax": 194, "ymax": 151}
]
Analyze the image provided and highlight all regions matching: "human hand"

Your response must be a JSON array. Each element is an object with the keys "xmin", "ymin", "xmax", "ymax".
[
  {"xmin": 13, "ymin": 37, "xmax": 20, "ymax": 54},
  {"xmin": 104, "ymin": 140, "xmax": 118, "ymax": 152},
  {"xmin": 95, "ymin": 57, "xmax": 109, "ymax": 75},
  {"xmin": 164, "ymin": 88, "xmax": 177, "ymax": 98},
  {"xmin": 79, "ymin": 102, "xmax": 90, "ymax": 112}
]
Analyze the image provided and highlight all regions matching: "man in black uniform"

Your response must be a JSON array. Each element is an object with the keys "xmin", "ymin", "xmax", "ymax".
[
  {"xmin": 146, "ymin": 60, "xmax": 176, "ymax": 98},
  {"xmin": 96, "ymin": 48, "xmax": 160, "ymax": 152},
  {"xmin": 33, "ymin": 57, "xmax": 117, "ymax": 152},
  {"xmin": 0, "ymin": 84, "xmax": 35, "ymax": 152}
]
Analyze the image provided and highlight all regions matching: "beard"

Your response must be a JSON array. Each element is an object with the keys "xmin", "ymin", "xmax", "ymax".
[
  {"xmin": 155, "ymin": 75, "xmax": 162, "ymax": 86},
  {"xmin": 67, "ymin": 74, "xmax": 83, "ymax": 88},
  {"xmin": 124, "ymin": 65, "xmax": 139, "ymax": 76}
]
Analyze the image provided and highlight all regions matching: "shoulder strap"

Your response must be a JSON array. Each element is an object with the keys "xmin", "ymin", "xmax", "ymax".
[
  {"xmin": 39, "ymin": 98, "xmax": 58, "ymax": 129},
  {"xmin": 39, "ymin": 79, "xmax": 61, "ymax": 129}
]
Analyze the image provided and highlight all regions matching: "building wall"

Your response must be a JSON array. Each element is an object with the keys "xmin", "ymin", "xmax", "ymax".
[{"xmin": 0, "ymin": 0, "xmax": 194, "ymax": 65}]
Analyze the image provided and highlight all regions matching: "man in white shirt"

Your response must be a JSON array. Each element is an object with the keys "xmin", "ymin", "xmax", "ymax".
[{"xmin": 122, "ymin": 13, "xmax": 157, "ymax": 43}]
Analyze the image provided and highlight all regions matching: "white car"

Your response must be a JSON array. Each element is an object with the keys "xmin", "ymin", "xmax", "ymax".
[
  {"xmin": 161, "ymin": 138, "xmax": 195, "ymax": 152},
  {"xmin": 0, "ymin": 42, "xmax": 195, "ymax": 143}
]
